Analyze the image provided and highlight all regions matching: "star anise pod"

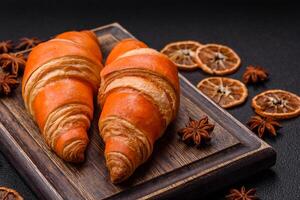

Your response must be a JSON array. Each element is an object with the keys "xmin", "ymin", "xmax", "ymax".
[
  {"xmin": 15, "ymin": 37, "xmax": 42, "ymax": 51},
  {"xmin": 178, "ymin": 116, "xmax": 214, "ymax": 147},
  {"xmin": 0, "ymin": 40, "xmax": 13, "ymax": 53},
  {"xmin": 0, "ymin": 53, "xmax": 26, "ymax": 76},
  {"xmin": 226, "ymin": 186, "xmax": 258, "ymax": 200},
  {"xmin": 242, "ymin": 65, "xmax": 268, "ymax": 84},
  {"xmin": 0, "ymin": 71, "xmax": 19, "ymax": 95},
  {"xmin": 247, "ymin": 115, "xmax": 281, "ymax": 138}
]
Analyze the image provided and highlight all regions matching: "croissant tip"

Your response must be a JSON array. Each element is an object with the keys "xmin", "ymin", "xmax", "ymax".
[
  {"xmin": 68, "ymin": 150, "xmax": 85, "ymax": 163},
  {"xmin": 109, "ymin": 165, "xmax": 128, "ymax": 183},
  {"xmin": 67, "ymin": 141, "xmax": 89, "ymax": 163},
  {"xmin": 54, "ymin": 127, "xmax": 89, "ymax": 163}
]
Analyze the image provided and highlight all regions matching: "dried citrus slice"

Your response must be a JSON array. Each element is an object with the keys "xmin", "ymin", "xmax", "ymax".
[
  {"xmin": 197, "ymin": 77, "xmax": 248, "ymax": 108},
  {"xmin": 252, "ymin": 89, "xmax": 300, "ymax": 119},
  {"xmin": 161, "ymin": 41, "xmax": 202, "ymax": 70},
  {"xmin": 0, "ymin": 187, "xmax": 23, "ymax": 200},
  {"xmin": 196, "ymin": 44, "xmax": 241, "ymax": 75}
]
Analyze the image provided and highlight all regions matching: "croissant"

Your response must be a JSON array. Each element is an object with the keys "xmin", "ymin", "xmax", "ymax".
[
  {"xmin": 98, "ymin": 38, "xmax": 180, "ymax": 183},
  {"xmin": 22, "ymin": 30, "xmax": 103, "ymax": 162}
]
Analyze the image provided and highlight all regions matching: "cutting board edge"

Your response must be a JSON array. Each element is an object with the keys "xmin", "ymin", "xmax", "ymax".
[
  {"xmin": 148, "ymin": 143, "xmax": 276, "ymax": 200},
  {"xmin": 0, "ymin": 121, "xmax": 63, "ymax": 200},
  {"xmin": 0, "ymin": 122, "xmax": 275, "ymax": 200}
]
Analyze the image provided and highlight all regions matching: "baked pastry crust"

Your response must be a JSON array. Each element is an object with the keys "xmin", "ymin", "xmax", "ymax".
[
  {"xmin": 22, "ymin": 31, "xmax": 103, "ymax": 162},
  {"xmin": 98, "ymin": 40, "xmax": 180, "ymax": 183}
]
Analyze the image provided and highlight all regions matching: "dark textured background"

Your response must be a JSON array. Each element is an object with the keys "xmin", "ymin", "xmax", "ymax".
[{"xmin": 0, "ymin": 1, "xmax": 299, "ymax": 199}]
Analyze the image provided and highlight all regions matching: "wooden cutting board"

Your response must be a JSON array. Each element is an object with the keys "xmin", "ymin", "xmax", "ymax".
[{"xmin": 0, "ymin": 23, "xmax": 276, "ymax": 200}]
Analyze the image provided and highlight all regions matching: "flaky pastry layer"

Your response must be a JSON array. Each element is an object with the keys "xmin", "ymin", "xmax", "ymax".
[{"xmin": 23, "ymin": 55, "xmax": 101, "ymax": 116}]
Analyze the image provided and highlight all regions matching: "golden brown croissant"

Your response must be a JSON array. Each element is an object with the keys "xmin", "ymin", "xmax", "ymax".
[
  {"xmin": 22, "ymin": 30, "xmax": 103, "ymax": 162},
  {"xmin": 98, "ymin": 38, "xmax": 180, "ymax": 183}
]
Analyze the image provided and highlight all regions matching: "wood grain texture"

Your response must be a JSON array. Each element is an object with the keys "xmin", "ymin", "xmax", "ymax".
[{"xmin": 0, "ymin": 23, "xmax": 276, "ymax": 200}]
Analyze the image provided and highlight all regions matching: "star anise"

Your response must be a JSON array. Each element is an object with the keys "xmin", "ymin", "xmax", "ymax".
[
  {"xmin": 15, "ymin": 37, "xmax": 42, "ymax": 51},
  {"xmin": 226, "ymin": 186, "xmax": 258, "ymax": 200},
  {"xmin": 0, "ymin": 71, "xmax": 19, "ymax": 95},
  {"xmin": 178, "ymin": 116, "xmax": 214, "ymax": 147},
  {"xmin": 0, "ymin": 40, "xmax": 13, "ymax": 53},
  {"xmin": 247, "ymin": 115, "xmax": 281, "ymax": 138},
  {"xmin": 0, "ymin": 53, "xmax": 26, "ymax": 76},
  {"xmin": 242, "ymin": 65, "xmax": 268, "ymax": 84}
]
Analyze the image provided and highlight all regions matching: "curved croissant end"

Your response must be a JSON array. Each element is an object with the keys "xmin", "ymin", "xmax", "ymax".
[
  {"xmin": 105, "ymin": 38, "xmax": 147, "ymax": 65},
  {"xmin": 106, "ymin": 152, "xmax": 132, "ymax": 183},
  {"xmin": 55, "ymin": 127, "xmax": 89, "ymax": 163}
]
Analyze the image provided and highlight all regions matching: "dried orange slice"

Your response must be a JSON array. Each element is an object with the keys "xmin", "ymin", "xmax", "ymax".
[
  {"xmin": 197, "ymin": 77, "xmax": 248, "ymax": 108},
  {"xmin": 161, "ymin": 41, "xmax": 202, "ymax": 70},
  {"xmin": 196, "ymin": 44, "xmax": 241, "ymax": 75},
  {"xmin": 0, "ymin": 187, "xmax": 23, "ymax": 200},
  {"xmin": 252, "ymin": 89, "xmax": 300, "ymax": 119}
]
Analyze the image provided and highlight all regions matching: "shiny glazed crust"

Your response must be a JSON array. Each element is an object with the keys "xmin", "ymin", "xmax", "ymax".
[
  {"xmin": 22, "ymin": 30, "xmax": 103, "ymax": 162},
  {"xmin": 98, "ymin": 39, "xmax": 180, "ymax": 183}
]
